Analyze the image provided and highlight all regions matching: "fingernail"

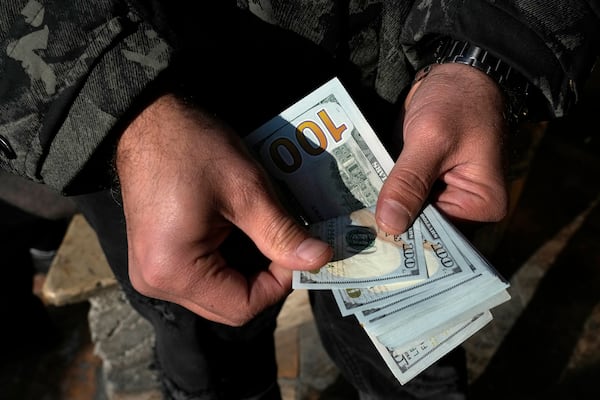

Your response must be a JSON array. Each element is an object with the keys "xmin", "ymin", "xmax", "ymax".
[
  {"xmin": 378, "ymin": 199, "xmax": 411, "ymax": 233},
  {"xmin": 296, "ymin": 237, "xmax": 331, "ymax": 263}
]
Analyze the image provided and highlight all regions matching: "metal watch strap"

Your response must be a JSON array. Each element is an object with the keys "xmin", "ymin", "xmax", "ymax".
[{"xmin": 433, "ymin": 38, "xmax": 530, "ymax": 123}]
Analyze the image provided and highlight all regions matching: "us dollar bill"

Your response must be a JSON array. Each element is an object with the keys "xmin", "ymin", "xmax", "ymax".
[
  {"xmin": 370, "ymin": 311, "xmax": 493, "ymax": 385},
  {"xmin": 245, "ymin": 79, "xmax": 394, "ymax": 222},
  {"xmin": 245, "ymin": 77, "xmax": 510, "ymax": 385},
  {"xmin": 295, "ymin": 207, "xmax": 427, "ymax": 289},
  {"xmin": 245, "ymin": 78, "xmax": 428, "ymax": 284},
  {"xmin": 332, "ymin": 210, "xmax": 475, "ymax": 315},
  {"xmin": 358, "ymin": 208, "xmax": 509, "ymax": 349},
  {"xmin": 364, "ymin": 285, "xmax": 510, "ymax": 349}
]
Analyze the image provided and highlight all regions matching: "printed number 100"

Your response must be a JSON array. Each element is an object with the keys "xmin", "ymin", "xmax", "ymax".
[{"xmin": 269, "ymin": 108, "xmax": 347, "ymax": 173}]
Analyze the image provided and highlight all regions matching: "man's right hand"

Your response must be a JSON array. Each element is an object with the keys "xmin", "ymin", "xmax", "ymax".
[
  {"xmin": 376, "ymin": 63, "xmax": 510, "ymax": 234},
  {"xmin": 116, "ymin": 94, "xmax": 332, "ymax": 326}
]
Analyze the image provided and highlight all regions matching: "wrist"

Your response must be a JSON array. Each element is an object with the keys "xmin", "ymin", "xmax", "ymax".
[
  {"xmin": 407, "ymin": 62, "xmax": 505, "ymax": 113},
  {"xmin": 416, "ymin": 38, "xmax": 531, "ymax": 127},
  {"xmin": 117, "ymin": 93, "xmax": 188, "ymax": 161},
  {"xmin": 115, "ymin": 93, "xmax": 182, "ymax": 192}
]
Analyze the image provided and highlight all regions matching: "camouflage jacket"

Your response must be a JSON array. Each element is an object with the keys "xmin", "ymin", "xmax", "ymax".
[{"xmin": 1, "ymin": 0, "xmax": 599, "ymax": 194}]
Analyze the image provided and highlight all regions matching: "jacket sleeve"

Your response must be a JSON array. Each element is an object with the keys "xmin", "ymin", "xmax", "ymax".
[
  {"xmin": 400, "ymin": 0, "xmax": 600, "ymax": 119},
  {"xmin": 0, "ymin": 0, "xmax": 175, "ymax": 194}
]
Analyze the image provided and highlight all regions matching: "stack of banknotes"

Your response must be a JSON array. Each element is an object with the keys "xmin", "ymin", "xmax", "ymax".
[{"xmin": 244, "ymin": 78, "xmax": 510, "ymax": 385}]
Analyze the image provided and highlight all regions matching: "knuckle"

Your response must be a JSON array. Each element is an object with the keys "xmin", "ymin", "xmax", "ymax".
[
  {"xmin": 385, "ymin": 167, "xmax": 431, "ymax": 205},
  {"xmin": 223, "ymin": 166, "xmax": 271, "ymax": 215},
  {"xmin": 223, "ymin": 166, "xmax": 305, "ymax": 254},
  {"xmin": 488, "ymin": 195, "xmax": 508, "ymax": 221},
  {"xmin": 229, "ymin": 313, "xmax": 253, "ymax": 327},
  {"xmin": 223, "ymin": 306, "xmax": 256, "ymax": 327},
  {"xmin": 261, "ymin": 214, "xmax": 304, "ymax": 253},
  {"xmin": 129, "ymin": 255, "xmax": 171, "ymax": 296},
  {"xmin": 467, "ymin": 186, "xmax": 508, "ymax": 222},
  {"xmin": 482, "ymin": 183, "xmax": 508, "ymax": 221}
]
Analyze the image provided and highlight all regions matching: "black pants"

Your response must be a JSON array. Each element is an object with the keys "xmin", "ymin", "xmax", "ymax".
[
  {"xmin": 73, "ymin": 189, "xmax": 468, "ymax": 400},
  {"xmin": 0, "ymin": 199, "xmax": 68, "ymax": 361}
]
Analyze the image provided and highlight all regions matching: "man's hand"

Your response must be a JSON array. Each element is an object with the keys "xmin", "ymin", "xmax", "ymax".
[
  {"xmin": 116, "ymin": 94, "xmax": 332, "ymax": 326},
  {"xmin": 376, "ymin": 63, "xmax": 509, "ymax": 234}
]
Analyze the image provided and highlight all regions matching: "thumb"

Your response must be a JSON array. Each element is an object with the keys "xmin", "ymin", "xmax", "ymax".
[
  {"xmin": 243, "ymin": 206, "xmax": 332, "ymax": 271},
  {"xmin": 225, "ymin": 175, "xmax": 333, "ymax": 271},
  {"xmin": 376, "ymin": 142, "xmax": 443, "ymax": 234}
]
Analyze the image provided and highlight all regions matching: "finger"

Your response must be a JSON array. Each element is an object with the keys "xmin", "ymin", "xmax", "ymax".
[
  {"xmin": 181, "ymin": 261, "xmax": 296, "ymax": 326},
  {"xmin": 434, "ymin": 166, "xmax": 508, "ymax": 222},
  {"xmin": 376, "ymin": 139, "xmax": 444, "ymax": 234},
  {"xmin": 130, "ymin": 247, "xmax": 293, "ymax": 326},
  {"xmin": 218, "ymin": 162, "xmax": 333, "ymax": 271}
]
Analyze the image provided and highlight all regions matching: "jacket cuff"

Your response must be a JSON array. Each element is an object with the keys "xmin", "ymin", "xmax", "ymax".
[
  {"xmin": 400, "ymin": 0, "xmax": 599, "ymax": 119},
  {"xmin": 39, "ymin": 18, "xmax": 174, "ymax": 195}
]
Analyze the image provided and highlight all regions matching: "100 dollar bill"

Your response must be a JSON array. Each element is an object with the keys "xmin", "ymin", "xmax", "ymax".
[
  {"xmin": 370, "ymin": 311, "xmax": 493, "ymax": 385},
  {"xmin": 245, "ymin": 78, "xmax": 427, "ymax": 285},
  {"xmin": 332, "ymin": 210, "xmax": 475, "ymax": 314},
  {"xmin": 244, "ymin": 77, "xmax": 510, "ymax": 385},
  {"xmin": 297, "ymin": 207, "xmax": 427, "ymax": 288}
]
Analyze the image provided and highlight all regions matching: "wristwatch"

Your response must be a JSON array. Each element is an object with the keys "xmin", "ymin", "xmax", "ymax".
[{"xmin": 425, "ymin": 38, "xmax": 531, "ymax": 124}]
